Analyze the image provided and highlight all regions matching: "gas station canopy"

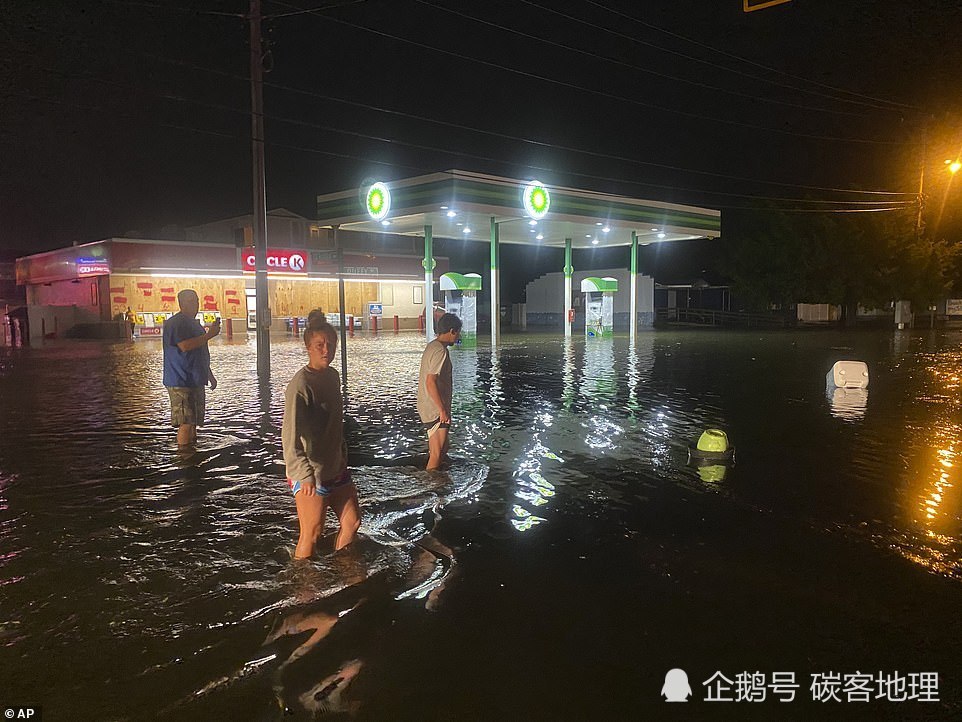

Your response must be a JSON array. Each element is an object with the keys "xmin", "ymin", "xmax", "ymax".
[{"xmin": 315, "ymin": 170, "xmax": 720, "ymax": 247}]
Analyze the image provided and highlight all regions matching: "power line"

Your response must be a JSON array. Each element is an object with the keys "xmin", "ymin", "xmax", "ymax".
[
  {"xmin": 261, "ymin": 77, "xmax": 916, "ymax": 197},
  {"xmin": 15, "ymin": 54, "xmax": 917, "ymax": 202},
  {"xmin": 580, "ymin": 0, "xmax": 916, "ymax": 113},
  {"xmin": 8, "ymin": 12, "xmax": 918, "ymax": 196},
  {"xmin": 3, "ymin": 85, "xmax": 916, "ymax": 213},
  {"xmin": 14, "ymin": 60, "xmax": 918, "ymax": 206},
  {"xmin": 99, "ymin": 0, "xmax": 245, "ymax": 18},
  {"xmin": 275, "ymin": 0, "xmax": 907, "ymax": 146},
  {"xmin": 263, "ymin": 0, "xmax": 368, "ymax": 19},
  {"xmin": 414, "ymin": 0, "xmax": 870, "ymax": 120}
]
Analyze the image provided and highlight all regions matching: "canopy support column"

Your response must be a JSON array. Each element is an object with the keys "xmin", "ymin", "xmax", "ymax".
[
  {"xmin": 490, "ymin": 217, "xmax": 500, "ymax": 347},
  {"xmin": 424, "ymin": 224, "xmax": 435, "ymax": 341},
  {"xmin": 629, "ymin": 231, "xmax": 638, "ymax": 341},
  {"xmin": 335, "ymin": 225, "xmax": 348, "ymax": 395},
  {"xmin": 564, "ymin": 237, "xmax": 573, "ymax": 338}
]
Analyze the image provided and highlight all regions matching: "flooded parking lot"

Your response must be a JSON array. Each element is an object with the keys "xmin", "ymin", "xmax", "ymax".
[{"xmin": 2, "ymin": 328, "xmax": 962, "ymax": 718}]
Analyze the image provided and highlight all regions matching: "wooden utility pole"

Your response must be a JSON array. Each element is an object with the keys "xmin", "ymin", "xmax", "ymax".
[{"xmin": 249, "ymin": 0, "xmax": 270, "ymax": 381}]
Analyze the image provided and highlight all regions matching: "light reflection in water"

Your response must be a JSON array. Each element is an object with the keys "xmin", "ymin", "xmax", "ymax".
[
  {"xmin": 8, "ymin": 331, "xmax": 962, "ymax": 716},
  {"xmin": 889, "ymin": 351, "xmax": 962, "ymax": 576},
  {"xmin": 562, "ymin": 338, "xmax": 575, "ymax": 410},
  {"xmin": 827, "ymin": 386, "xmax": 868, "ymax": 421},
  {"xmin": 580, "ymin": 340, "xmax": 623, "ymax": 450}
]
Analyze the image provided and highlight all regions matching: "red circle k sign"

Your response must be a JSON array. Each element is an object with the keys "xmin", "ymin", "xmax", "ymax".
[{"xmin": 243, "ymin": 249, "xmax": 307, "ymax": 273}]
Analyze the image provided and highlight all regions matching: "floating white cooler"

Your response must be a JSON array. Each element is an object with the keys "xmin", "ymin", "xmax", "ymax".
[{"xmin": 826, "ymin": 360, "xmax": 869, "ymax": 389}]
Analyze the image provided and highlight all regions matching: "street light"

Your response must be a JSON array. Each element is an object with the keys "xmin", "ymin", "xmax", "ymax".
[{"xmin": 917, "ymin": 154, "xmax": 961, "ymax": 238}]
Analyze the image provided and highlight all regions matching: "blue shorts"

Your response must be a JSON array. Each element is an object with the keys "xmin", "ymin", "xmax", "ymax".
[{"xmin": 287, "ymin": 468, "xmax": 352, "ymax": 497}]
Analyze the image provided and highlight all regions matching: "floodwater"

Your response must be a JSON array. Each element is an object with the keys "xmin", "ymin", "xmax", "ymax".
[{"xmin": 2, "ymin": 328, "xmax": 962, "ymax": 719}]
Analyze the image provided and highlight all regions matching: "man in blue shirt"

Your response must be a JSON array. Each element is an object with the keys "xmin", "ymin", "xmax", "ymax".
[{"xmin": 163, "ymin": 289, "xmax": 221, "ymax": 447}]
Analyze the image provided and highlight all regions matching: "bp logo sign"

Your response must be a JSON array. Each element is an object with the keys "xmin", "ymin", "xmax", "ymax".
[
  {"xmin": 522, "ymin": 180, "xmax": 550, "ymax": 220},
  {"xmin": 365, "ymin": 182, "xmax": 391, "ymax": 221}
]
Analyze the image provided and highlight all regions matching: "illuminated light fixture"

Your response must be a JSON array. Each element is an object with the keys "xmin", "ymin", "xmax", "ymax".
[
  {"xmin": 522, "ymin": 180, "xmax": 550, "ymax": 220},
  {"xmin": 591, "ymin": 239, "xmax": 599, "ymax": 245},
  {"xmin": 528, "ymin": 219, "xmax": 537, "ymax": 226},
  {"xmin": 381, "ymin": 220, "xmax": 391, "ymax": 226},
  {"xmin": 536, "ymin": 233, "xmax": 544, "ymax": 240},
  {"xmin": 949, "ymin": 160, "xmax": 962, "ymax": 174},
  {"xmin": 440, "ymin": 205, "xmax": 449, "ymax": 210},
  {"xmin": 595, "ymin": 222, "xmax": 603, "ymax": 226},
  {"xmin": 462, "ymin": 227, "xmax": 471, "ymax": 234},
  {"xmin": 602, "ymin": 226, "xmax": 610, "ymax": 233},
  {"xmin": 446, "ymin": 210, "xmax": 457, "ymax": 218},
  {"xmin": 365, "ymin": 182, "xmax": 391, "ymax": 221},
  {"xmin": 456, "ymin": 222, "xmax": 463, "ymax": 226},
  {"xmin": 529, "ymin": 228, "xmax": 535, "ymax": 232},
  {"xmin": 657, "ymin": 232, "xmax": 666, "ymax": 239},
  {"xmin": 651, "ymin": 227, "xmax": 659, "ymax": 231},
  {"xmin": 585, "ymin": 234, "xmax": 591, "ymax": 238}
]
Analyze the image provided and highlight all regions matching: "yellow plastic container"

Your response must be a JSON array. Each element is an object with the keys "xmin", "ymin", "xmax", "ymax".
[{"xmin": 696, "ymin": 429, "xmax": 729, "ymax": 453}]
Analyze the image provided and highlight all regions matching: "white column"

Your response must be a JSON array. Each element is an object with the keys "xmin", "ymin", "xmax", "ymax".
[
  {"xmin": 564, "ymin": 237, "xmax": 573, "ymax": 338},
  {"xmin": 629, "ymin": 231, "xmax": 638, "ymax": 341},
  {"xmin": 424, "ymin": 224, "xmax": 435, "ymax": 340},
  {"xmin": 490, "ymin": 217, "xmax": 499, "ymax": 347}
]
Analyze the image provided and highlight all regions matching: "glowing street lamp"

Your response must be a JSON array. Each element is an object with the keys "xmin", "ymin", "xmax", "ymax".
[{"xmin": 946, "ymin": 159, "xmax": 961, "ymax": 174}]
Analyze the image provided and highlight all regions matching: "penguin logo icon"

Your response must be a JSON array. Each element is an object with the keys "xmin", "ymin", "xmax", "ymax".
[{"xmin": 662, "ymin": 668, "xmax": 692, "ymax": 702}]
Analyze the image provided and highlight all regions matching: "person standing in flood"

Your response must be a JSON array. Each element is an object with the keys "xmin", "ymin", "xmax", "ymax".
[
  {"xmin": 417, "ymin": 312, "xmax": 462, "ymax": 471},
  {"xmin": 125, "ymin": 306, "xmax": 136, "ymax": 339},
  {"xmin": 162, "ymin": 289, "xmax": 220, "ymax": 448},
  {"xmin": 282, "ymin": 309, "xmax": 361, "ymax": 558}
]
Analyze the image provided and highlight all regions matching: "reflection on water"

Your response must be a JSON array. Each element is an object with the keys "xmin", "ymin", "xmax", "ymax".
[
  {"xmin": 826, "ymin": 386, "xmax": 869, "ymax": 421},
  {"xmin": 4, "ymin": 330, "xmax": 962, "ymax": 715}
]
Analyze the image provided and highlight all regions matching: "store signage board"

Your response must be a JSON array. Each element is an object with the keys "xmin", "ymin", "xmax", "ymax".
[
  {"xmin": 368, "ymin": 303, "xmax": 383, "ymax": 317},
  {"xmin": 242, "ymin": 249, "xmax": 308, "ymax": 273},
  {"xmin": 77, "ymin": 258, "xmax": 111, "ymax": 276}
]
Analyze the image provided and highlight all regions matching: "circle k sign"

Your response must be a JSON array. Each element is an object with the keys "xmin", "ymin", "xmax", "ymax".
[{"xmin": 243, "ymin": 249, "xmax": 307, "ymax": 273}]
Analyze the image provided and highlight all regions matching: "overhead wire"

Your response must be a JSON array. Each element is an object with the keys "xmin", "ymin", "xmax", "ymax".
[
  {"xmin": 7, "ymin": 22, "xmax": 915, "ymax": 199},
  {"xmin": 3, "ymin": 85, "xmax": 917, "ymax": 214},
  {"xmin": 99, "ymin": 0, "xmax": 246, "ymax": 18},
  {"xmin": 263, "ymin": 0, "xmax": 369, "ymax": 19},
  {"xmin": 272, "ymin": 0, "xmax": 906, "ymax": 146},
  {"xmin": 3, "ymin": 2, "xmax": 923, "ymax": 216},
  {"xmin": 580, "ymin": 0, "xmax": 916, "ymax": 112},
  {"xmin": 413, "ymin": 0, "xmax": 870, "ymax": 120},
  {"xmin": 14, "ymin": 62, "xmax": 917, "ymax": 209}
]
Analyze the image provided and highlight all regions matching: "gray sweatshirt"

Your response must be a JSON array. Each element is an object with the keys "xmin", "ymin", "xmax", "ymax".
[{"xmin": 282, "ymin": 365, "xmax": 348, "ymax": 485}]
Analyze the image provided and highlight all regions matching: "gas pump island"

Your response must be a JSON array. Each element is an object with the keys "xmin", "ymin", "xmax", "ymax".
[
  {"xmin": 312, "ymin": 170, "xmax": 720, "ymax": 349},
  {"xmin": 581, "ymin": 276, "xmax": 618, "ymax": 338},
  {"xmin": 440, "ymin": 272, "xmax": 482, "ymax": 347}
]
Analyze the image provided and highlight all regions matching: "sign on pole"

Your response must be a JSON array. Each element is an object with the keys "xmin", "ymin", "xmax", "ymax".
[
  {"xmin": 368, "ymin": 302, "xmax": 383, "ymax": 317},
  {"xmin": 744, "ymin": 0, "xmax": 792, "ymax": 11}
]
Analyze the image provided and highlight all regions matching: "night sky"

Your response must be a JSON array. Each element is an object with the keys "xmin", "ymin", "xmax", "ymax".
[{"xmin": 2, "ymin": 0, "xmax": 961, "ymax": 295}]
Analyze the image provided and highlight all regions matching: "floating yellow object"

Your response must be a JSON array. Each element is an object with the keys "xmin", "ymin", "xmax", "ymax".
[
  {"xmin": 696, "ymin": 429, "xmax": 729, "ymax": 453},
  {"xmin": 688, "ymin": 428, "xmax": 735, "ymax": 467}
]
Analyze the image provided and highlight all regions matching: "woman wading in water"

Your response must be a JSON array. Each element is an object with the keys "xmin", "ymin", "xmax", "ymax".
[{"xmin": 282, "ymin": 310, "xmax": 360, "ymax": 558}]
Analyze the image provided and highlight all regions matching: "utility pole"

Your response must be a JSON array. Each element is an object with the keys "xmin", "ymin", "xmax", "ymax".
[
  {"xmin": 916, "ymin": 124, "xmax": 927, "ymax": 240},
  {"xmin": 249, "ymin": 0, "xmax": 270, "ymax": 381}
]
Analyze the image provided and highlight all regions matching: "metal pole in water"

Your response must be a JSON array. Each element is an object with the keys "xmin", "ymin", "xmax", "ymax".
[{"xmin": 249, "ymin": 0, "xmax": 270, "ymax": 382}]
